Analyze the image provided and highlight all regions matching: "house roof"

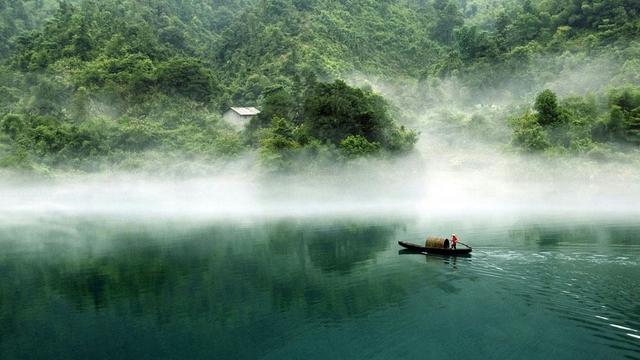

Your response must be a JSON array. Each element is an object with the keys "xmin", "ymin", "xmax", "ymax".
[{"xmin": 230, "ymin": 107, "xmax": 260, "ymax": 116}]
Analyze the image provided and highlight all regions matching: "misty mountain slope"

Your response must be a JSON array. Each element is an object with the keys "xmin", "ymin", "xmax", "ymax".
[
  {"xmin": 216, "ymin": 0, "xmax": 640, "ymax": 103},
  {"xmin": 1, "ymin": 0, "xmax": 640, "ymax": 174},
  {"xmin": 6, "ymin": 0, "xmax": 640, "ymax": 105},
  {"xmin": 6, "ymin": 0, "xmax": 260, "ymax": 108},
  {"xmin": 0, "ymin": 0, "xmax": 63, "ymax": 60},
  {"xmin": 217, "ymin": 0, "xmax": 439, "ymax": 74}
]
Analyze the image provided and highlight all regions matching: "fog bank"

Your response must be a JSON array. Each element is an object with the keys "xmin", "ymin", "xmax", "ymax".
[{"xmin": 1, "ymin": 153, "xmax": 639, "ymax": 221}]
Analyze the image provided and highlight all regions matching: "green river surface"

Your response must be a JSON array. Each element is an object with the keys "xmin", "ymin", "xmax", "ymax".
[{"xmin": 1, "ymin": 215, "xmax": 639, "ymax": 359}]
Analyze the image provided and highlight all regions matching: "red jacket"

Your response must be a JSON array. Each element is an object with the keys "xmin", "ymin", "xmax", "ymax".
[{"xmin": 452, "ymin": 235, "xmax": 458, "ymax": 244}]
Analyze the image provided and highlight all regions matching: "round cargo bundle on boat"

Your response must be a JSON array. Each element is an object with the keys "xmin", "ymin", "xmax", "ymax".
[{"xmin": 425, "ymin": 237, "xmax": 450, "ymax": 249}]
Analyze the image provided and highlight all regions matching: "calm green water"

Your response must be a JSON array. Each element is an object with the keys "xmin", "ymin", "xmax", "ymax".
[{"xmin": 1, "ymin": 215, "xmax": 639, "ymax": 359}]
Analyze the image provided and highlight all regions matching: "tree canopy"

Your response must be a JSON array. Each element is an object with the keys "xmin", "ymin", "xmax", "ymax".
[{"xmin": 0, "ymin": 0, "xmax": 639, "ymax": 172}]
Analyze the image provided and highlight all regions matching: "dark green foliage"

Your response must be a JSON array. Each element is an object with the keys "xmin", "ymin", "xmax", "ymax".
[
  {"xmin": 251, "ymin": 80, "xmax": 418, "ymax": 170},
  {"xmin": 432, "ymin": 0, "xmax": 464, "ymax": 44},
  {"xmin": 25, "ymin": 77, "xmax": 71, "ymax": 117},
  {"xmin": 156, "ymin": 57, "xmax": 216, "ymax": 102},
  {"xmin": 78, "ymin": 54, "xmax": 156, "ymax": 97},
  {"xmin": 1, "ymin": 114, "xmax": 25, "ymax": 140},
  {"xmin": 114, "ymin": 118, "xmax": 161, "ymax": 152},
  {"xmin": 512, "ymin": 85, "xmax": 640, "ymax": 153},
  {"xmin": 534, "ymin": 89, "xmax": 561, "ymax": 126},
  {"xmin": 258, "ymin": 117, "xmax": 302, "ymax": 171},
  {"xmin": 0, "ymin": 99, "xmax": 244, "ymax": 171},
  {"xmin": 386, "ymin": 126, "xmax": 419, "ymax": 154},
  {"xmin": 0, "ymin": 0, "xmax": 59, "ymax": 61},
  {"xmin": 3, "ymin": 0, "xmax": 640, "ymax": 106},
  {"xmin": 591, "ymin": 117, "xmax": 611, "ymax": 143},
  {"xmin": 340, "ymin": 135, "xmax": 380, "ymax": 158},
  {"xmin": 303, "ymin": 80, "xmax": 394, "ymax": 146},
  {"xmin": 607, "ymin": 87, "xmax": 640, "ymax": 143},
  {"xmin": 251, "ymin": 88, "xmax": 297, "ymax": 133},
  {"xmin": 624, "ymin": 109, "xmax": 640, "ymax": 144},
  {"xmin": 609, "ymin": 87, "xmax": 640, "ymax": 111},
  {"xmin": 456, "ymin": 25, "xmax": 496, "ymax": 61},
  {"xmin": 0, "ymin": 0, "xmax": 639, "ymax": 171},
  {"xmin": 260, "ymin": 117, "xmax": 300, "ymax": 153},
  {"xmin": 511, "ymin": 113, "xmax": 550, "ymax": 152},
  {"xmin": 70, "ymin": 86, "xmax": 90, "ymax": 122}
]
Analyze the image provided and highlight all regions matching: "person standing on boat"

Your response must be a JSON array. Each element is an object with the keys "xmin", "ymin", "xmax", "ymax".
[{"xmin": 451, "ymin": 234, "xmax": 458, "ymax": 249}]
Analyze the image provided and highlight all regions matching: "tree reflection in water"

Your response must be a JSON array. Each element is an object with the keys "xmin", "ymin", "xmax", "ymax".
[{"xmin": 0, "ymin": 217, "xmax": 424, "ymax": 359}]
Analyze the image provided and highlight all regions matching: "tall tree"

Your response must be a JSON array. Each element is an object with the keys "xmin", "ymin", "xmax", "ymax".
[{"xmin": 534, "ymin": 89, "xmax": 561, "ymax": 126}]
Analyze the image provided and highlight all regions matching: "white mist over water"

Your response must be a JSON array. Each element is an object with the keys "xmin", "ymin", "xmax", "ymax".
[{"xmin": 1, "ymin": 152, "xmax": 639, "ymax": 221}]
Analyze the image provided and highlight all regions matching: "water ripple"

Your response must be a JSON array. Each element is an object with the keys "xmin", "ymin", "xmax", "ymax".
[{"xmin": 453, "ymin": 245, "xmax": 640, "ymax": 356}]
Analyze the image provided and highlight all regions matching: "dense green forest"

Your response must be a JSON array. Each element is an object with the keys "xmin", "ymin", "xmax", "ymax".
[{"xmin": 0, "ymin": 0, "xmax": 639, "ymax": 173}]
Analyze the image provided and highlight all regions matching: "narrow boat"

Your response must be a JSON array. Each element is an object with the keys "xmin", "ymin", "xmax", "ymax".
[{"xmin": 398, "ymin": 237, "xmax": 472, "ymax": 255}]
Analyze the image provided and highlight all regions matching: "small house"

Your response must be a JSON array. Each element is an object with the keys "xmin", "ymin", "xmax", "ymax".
[{"xmin": 223, "ymin": 107, "xmax": 260, "ymax": 130}]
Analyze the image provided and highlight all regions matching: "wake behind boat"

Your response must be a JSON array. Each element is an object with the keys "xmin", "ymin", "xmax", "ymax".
[{"xmin": 398, "ymin": 237, "xmax": 472, "ymax": 255}]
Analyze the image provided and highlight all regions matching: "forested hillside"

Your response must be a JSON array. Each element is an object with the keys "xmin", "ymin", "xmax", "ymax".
[{"xmin": 0, "ymin": 0, "xmax": 639, "ymax": 173}]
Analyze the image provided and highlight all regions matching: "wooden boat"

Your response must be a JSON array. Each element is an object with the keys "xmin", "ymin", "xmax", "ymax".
[{"xmin": 398, "ymin": 240, "xmax": 472, "ymax": 255}]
